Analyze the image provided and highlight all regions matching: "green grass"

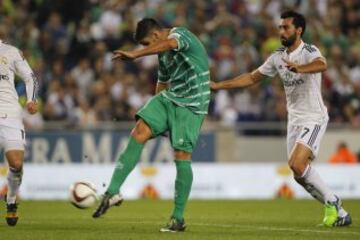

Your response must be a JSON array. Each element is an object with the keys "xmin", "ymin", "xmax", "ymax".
[{"xmin": 0, "ymin": 200, "xmax": 359, "ymax": 240}]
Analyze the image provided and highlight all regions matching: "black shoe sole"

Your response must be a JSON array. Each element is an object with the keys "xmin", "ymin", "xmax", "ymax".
[{"xmin": 6, "ymin": 217, "xmax": 18, "ymax": 226}]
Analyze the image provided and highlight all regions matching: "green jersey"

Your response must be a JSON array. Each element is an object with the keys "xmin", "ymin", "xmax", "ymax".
[{"xmin": 157, "ymin": 27, "xmax": 210, "ymax": 114}]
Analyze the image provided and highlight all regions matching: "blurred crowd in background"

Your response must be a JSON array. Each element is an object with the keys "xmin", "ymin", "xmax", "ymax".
[{"xmin": 0, "ymin": 0, "xmax": 359, "ymax": 129}]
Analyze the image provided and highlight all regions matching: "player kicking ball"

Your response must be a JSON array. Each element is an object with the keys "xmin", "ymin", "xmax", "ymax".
[
  {"xmin": 93, "ymin": 18, "xmax": 210, "ymax": 232},
  {"xmin": 0, "ymin": 40, "xmax": 38, "ymax": 226},
  {"xmin": 210, "ymin": 11, "xmax": 351, "ymax": 227}
]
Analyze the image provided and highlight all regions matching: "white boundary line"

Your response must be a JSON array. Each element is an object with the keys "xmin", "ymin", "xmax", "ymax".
[
  {"xmin": 102, "ymin": 219, "xmax": 360, "ymax": 236},
  {"xmin": 195, "ymin": 222, "xmax": 360, "ymax": 236}
]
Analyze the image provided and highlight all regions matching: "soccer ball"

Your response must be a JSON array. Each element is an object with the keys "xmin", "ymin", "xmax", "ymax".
[{"xmin": 69, "ymin": 181, "xmax": 98, "ymax": 209}]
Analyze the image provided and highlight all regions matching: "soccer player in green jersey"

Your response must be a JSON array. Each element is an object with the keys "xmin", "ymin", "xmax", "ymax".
[{"xmin": 93, "ymin": 18, "xmax": 210, "ymax": 232}]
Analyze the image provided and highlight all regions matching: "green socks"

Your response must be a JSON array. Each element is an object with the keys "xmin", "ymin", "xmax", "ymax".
[
  {"xmin": 172, "ymin": 160, "xmax": 193, "ymax": 221},
  {"xmin": 107, "ymin": 136, "xmax": 144, "ymax": 195},
  {"xmin": 107, "ymin": 140, "xmax": 193, "ymax": 221}
]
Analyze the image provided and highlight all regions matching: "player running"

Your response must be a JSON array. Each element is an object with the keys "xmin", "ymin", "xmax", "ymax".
[
  {"xmin": 93, "ymin": 18, "xmax": 210, "ymax": 232},
  {"xmin": 210, "ymin": 11, "xmax": 351, "ymax": 227},
  {"xmin": 0, "ymin": 40, "xmax": 38, "ymax": 226}
]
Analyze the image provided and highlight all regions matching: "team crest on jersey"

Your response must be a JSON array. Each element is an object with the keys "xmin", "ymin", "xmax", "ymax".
[{"xmin": 0, "ymin": 56, "xmax": 8, "ymax": 65}]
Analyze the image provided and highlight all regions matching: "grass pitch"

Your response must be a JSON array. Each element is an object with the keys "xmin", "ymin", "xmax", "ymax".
[{"xmin": 0, "ymin": 199, "xmax": 359, "ymax": 240}]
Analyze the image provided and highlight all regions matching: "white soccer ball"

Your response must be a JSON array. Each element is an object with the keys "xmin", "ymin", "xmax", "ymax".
[{"xmin": 69, "ymin": 181, "xmax": 98, "ymax": 209}]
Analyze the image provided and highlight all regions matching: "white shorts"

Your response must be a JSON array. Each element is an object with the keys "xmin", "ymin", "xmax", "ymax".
[
  {"xmin": 287, "ymin": 121, "xmax": 327, "ymax": 160},
  {"xmin": 0, "ymin": 125, "xmax": 26, "ymax": 152}
]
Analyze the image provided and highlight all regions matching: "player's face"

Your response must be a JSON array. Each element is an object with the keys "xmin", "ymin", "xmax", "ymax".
[
  {"xmin": 139, "ymin": 31, "xmax": 161, "ymax": 47},
  {"xmin": 279, "ymin": 18, "xmax": 298, "ymax": 47}
]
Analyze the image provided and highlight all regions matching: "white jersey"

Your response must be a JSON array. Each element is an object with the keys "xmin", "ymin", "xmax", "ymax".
[
  {"xmin": 258, "ymin": 41, "xmax": 328, "ymax": 125},
  {"xmin": 0, "ymin": 40, "xmax": 37, "ymax": 128}
]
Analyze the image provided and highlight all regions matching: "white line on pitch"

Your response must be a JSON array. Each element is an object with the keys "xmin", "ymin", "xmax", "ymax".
[{"xmin": 105, "ymin": 220, "xmax": 360, "ymax": 236}]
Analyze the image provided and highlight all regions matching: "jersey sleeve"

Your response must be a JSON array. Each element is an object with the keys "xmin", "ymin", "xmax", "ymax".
[
  {"xmin": 13, "ymin": 49, "xmax": 38, "ymax": 103},
  {"xmin": 303, "ymin": 44, "xmax": 325, "ymax": 63},
  {"xmin": 168, "ymin": 28, "xmax": 191, "ymax": 52},
  {"xmin": 257, "ymin": 54, "xmax": 277, "ymax": 77}
]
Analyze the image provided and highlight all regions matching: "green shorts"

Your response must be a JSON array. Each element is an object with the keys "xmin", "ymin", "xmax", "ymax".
[{"xmin": 136, "ymin": 94, "xmax": 205, "ymax": 153}]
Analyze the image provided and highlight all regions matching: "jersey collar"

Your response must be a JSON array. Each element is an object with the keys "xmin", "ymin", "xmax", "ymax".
[{"xmin": 287, "ymin": 40, "xmax": 304, "ymax": 56}]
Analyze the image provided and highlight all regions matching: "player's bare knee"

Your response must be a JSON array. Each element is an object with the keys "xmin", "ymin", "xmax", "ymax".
[
  {"xmin": 7, "ymin": 158, "xmax": 23, "ymax": 171},
  {"xmin": 174, "ymin": 151, "xmax": 191, "ymax": 160},
  {"xmin": 288, "ymin": 157, "xmax": 306, "ymax": 177},
  {"xmin": 6, "ymin": 151, "xmax": 24, "ymax": 171},
  {"xmin": 131, "ymin": 119, "xmax": 152, "ymax": 144}
]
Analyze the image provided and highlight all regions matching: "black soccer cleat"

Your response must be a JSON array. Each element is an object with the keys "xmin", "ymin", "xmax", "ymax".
[
  {"xmin": 6, "ymin": 203, "xmax": 19, "ymax": 226},
  {"xmin": 92, "ymin": 192, "xmax": 123, "ymax": 218},
  {"xmin": 333, "ymin": 213, "xmax": 352, "ymax": 227},
  {"xmin": 160, "ymin": 217, "xmax": 186, "ymax": 232}
]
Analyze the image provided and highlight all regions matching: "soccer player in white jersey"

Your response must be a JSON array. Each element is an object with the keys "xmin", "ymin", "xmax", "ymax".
[
  {"xmin": 0, "ymin": 39, "xmax": 38, "ymax": 226},
  {"xmin": 210, "ymin": 11, "xmax": 351, "ymax": 227}
]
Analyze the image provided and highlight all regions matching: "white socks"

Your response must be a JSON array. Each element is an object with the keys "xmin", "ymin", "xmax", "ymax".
[
  {"xmin": 298, "ymin": 165, "xmax": 348, "ymax": 218},
  {"xmin": 6, "ymin": 167, "xmax": 23, "ymax": 204},
  {"xmin": 302, "ymin": 165, "xmax": 336, "ymax": 203}
]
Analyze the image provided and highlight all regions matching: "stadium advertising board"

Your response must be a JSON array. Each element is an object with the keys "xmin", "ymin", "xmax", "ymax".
[
  {"xmin": 0, "ymin": 130, "xmax": 215, "ymax": 163},
  {"xmin": 1, "ymin": 163, "xmax": 358, "ymax": 200}
]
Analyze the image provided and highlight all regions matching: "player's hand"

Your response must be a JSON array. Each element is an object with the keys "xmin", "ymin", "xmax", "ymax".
[
  {"xmin": 112, "ymin": 50, "xmax": 138, "ymax": 61},
  {"xmin": 210, "ymin": 81, "xmax": 218, "ymax": 90},
  {"xmin": 282, "ymin": 58, "xmax": 300, "ymax": 73},
  {"xmin": 26, "ymin": 101, "xmax": 38, "ymax": 114}
]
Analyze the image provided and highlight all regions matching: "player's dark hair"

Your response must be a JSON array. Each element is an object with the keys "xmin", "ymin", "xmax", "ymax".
[
  {"xmin": 281, "ymin": 10, "xmax": 306, "ymax": 36},
  {"xmin": 134, "ymin": 18, "xmax": 162, "ymax": 42}
]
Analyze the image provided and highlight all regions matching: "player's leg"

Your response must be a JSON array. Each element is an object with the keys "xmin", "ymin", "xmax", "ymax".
[
  {"xmin": 93, "ymin": 95, "xmax": 168, "ymax": 218},
  {"xmin": 106, "ymin": 119, "xmax": 152, "ymax": 195},
  {"xmin": 172, "ymin": 151, "xmax": 193, "ymax": 222},
  {"xmin": 161, "ymin": 150, "xmax": 192, "ymax": 232},
  {"xmin": 289, "ymin": 143, "xmax": 337, "ymax": 203},
  {"xmin": 289, "ymin": 143, "xmax": 338, "ymax": 226},
  {"xmin": 161, "ymin": 106, "xmax": 204, "ymax": 232},
  {"xmin": 93, "ymin": 119, "xmax": 152, "ymax": 218},
  {"xmin": 288, "ymin": 123, "xmax": 351, "ymax": 227},
  {"xmin": 5, "ymin": 150, "xmax": 24, "ymax": 226},
  {"xmin": 160, "ymin": 152, "xmax": 192, "ymax": 233},
  {"xmin": 2, "ymin": 125, "xmax": 26, "ymax": 227}
]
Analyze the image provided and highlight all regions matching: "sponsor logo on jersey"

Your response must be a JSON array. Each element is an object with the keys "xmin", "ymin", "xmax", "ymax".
[{"xmin": 283, "ymin": 78, "xmax": 304, "ymax": 87}]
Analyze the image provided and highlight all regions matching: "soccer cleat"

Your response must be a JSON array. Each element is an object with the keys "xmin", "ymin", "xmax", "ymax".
[
  {"xmin": 6, "ymin": 203, "xmax": 18, "ymax": 226},
  {"xmin": 322, "ymin": 203, "xmax": 338, "ymax": 227},
  {"xmin": 160, "ymin": 217, "xmax": 186, "ymax": 232},
  {"xmin": 92, "ymin": 192, "xmax": 123, "ymax": 218},
  {"xmin": 333, "ymin": 213, "xmax": 352, "ymax": 227},
  {"xmin": 322, "ymin": 196, "xmax": 352, "ymax": 227}
]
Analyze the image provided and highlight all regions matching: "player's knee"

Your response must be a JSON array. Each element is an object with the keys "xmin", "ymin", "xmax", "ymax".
[
  {"xmin": 131, "ymin": 119, "xmax": 152, "ymax": 144},
  {"xmin": 6, "ymin": 151, "xmax": 24, "ymax": 171},
  {"xmin": 288, "ymin": 159, "xmax": 306, "ymax": 177},
  {"xmin": 7, "ymin": 158, "xmax": 23, "ymax": 171},
  {"xmin": 174, "ymin": 151, "xmax": 191, "ymax": 160}
]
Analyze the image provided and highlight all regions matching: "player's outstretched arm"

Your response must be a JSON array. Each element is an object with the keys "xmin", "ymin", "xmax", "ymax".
[
  {"xmin": 112, "ymin": 39, "xmax": 178, "ymax": 61},
  {"xmin": 282, "ymin": 57, "xmax": 327, "ymax": 73},
  {"xmin": 210, "ymin": 70, "xmax": 264, "ymax": 90}
]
